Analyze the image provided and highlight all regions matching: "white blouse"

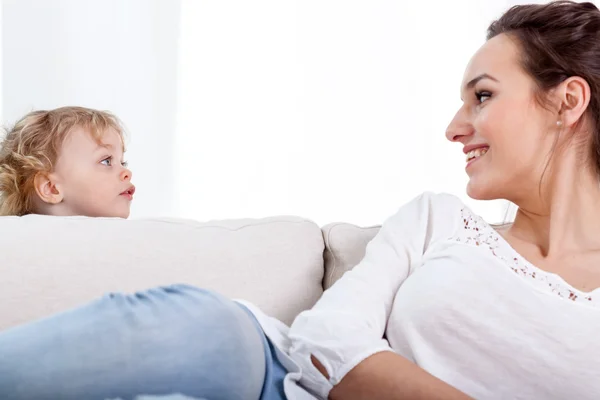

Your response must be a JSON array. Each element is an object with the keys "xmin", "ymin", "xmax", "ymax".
[{"xmin": 257, "ymin": 192, "xmax": 600, "ymax": 399}]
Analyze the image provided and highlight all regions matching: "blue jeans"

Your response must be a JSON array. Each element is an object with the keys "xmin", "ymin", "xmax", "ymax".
[{"xmin": 0, "ymin": 284, "xmax": 288, "ymax": 400}]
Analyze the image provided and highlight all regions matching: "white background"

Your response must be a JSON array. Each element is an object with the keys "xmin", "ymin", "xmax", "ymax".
[{"xmin": 2, "ymin": 0, "xmax": 570, "ymax": 226}]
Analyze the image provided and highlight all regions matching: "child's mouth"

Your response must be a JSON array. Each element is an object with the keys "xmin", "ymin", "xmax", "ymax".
[{"xmin": 120, "ymin": 185, "xmax": 136, "ymax": 200}]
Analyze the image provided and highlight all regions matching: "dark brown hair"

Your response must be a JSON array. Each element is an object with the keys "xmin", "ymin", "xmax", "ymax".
[{"xmin": 488, "ymin": 1, "xmax": 600, "ymax": 175}]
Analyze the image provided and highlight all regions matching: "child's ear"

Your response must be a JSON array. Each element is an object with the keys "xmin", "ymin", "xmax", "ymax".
[{"xmin": 33, "ymin": 172, "xmax": 63, "ymax": 205}]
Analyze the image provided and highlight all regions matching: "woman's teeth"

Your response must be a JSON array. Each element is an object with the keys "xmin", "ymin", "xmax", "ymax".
[{"xmin": 466, "ymin": 147, "xmax": 488, "ymax": 162}]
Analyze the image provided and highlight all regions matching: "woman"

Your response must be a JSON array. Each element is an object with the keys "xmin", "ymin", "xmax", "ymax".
[
  {"xmin": 1, "ymin": 1, "xmax": 599, "ymax": 399},
  {"xmin": 290, "ymin": 1, "xmax": 600, "ymax": 398}
]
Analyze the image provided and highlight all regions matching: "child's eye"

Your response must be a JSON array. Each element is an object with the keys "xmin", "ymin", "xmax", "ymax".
[
  {"xmin": 121, "ymin": 161, "xmax": 129, "ymax": 168},
  {"xmin": 476, "ymin": 91, "xmax": 492, "ymax": 103},
  {"xmin": 100, "ymin": 156, "xmax": 112, "ymax": 166}
]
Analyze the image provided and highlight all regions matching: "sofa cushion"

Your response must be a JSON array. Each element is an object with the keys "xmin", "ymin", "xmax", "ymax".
[
  {"xmin": 0, "ymin": 215, "xmax": 324, "ymax": 330},
  {"xmin": 322, "ymin": 222, "xmax": 380, "ymax": 289}
]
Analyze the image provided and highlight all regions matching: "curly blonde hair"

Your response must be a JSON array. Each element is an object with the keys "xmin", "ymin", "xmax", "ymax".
[{"xmin": 0, "ymin": 106, "xmax": 125, "ymax": 216}]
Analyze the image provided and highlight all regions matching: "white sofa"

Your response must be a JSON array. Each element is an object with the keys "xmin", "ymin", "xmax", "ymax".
[{"xmin": 0, "ymin": 215, "xmax": 380, "ymax": 330}]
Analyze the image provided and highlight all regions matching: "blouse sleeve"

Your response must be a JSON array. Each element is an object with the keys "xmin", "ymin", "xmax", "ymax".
[{"xmin": 287, "ymin": 192, "xmax": 462, "ymax": 399}]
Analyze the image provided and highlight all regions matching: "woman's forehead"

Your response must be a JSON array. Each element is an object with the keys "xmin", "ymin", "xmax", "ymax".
[{"xmin": 462, "ymin": 34, "xmax": 520, "ymax": 88}]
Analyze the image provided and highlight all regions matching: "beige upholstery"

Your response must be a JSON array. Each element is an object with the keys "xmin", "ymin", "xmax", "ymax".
[
  {"xmin": 0, "ymin": 215, "xmax": 326, "ymax": 329},
  {"xmin": 321, "ymin": 222, "xmax": 380, "ymax": 289}
]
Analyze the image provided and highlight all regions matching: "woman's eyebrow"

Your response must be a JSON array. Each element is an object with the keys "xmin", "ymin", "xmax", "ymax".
[{"xmin": 464, "ymin": 73, "xmax": 499, "ymax": 90}]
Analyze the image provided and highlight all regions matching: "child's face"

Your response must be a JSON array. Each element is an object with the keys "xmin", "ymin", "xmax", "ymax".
[{"xmin": 50, "ymin": 127, "xmax": 134, "ymax": 218}]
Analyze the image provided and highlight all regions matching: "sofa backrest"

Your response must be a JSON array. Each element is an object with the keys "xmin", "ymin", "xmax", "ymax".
[
  {"xmin": 0, "ymin": 215, "xmax": 325, "ymax": 330},
  {"xmin": 321, "ymin": 222, "xmax": 380, "ymax": 290}
]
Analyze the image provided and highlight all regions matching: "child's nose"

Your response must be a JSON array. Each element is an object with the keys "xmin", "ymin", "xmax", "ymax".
[{"xmin": 120, "ymin": 168, "xmax": 132, "ymax": 182}]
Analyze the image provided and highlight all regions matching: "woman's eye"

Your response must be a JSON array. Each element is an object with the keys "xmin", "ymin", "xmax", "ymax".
[
  {"xmin": 476, "ymin": 91, "xmax": 492, "ymax": 103},
  {"xmin": 100, "ymin": 157, "xmax": 112, "ymax": 166}
]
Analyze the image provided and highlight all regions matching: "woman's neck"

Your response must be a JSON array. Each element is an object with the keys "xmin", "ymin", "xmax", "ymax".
[{"xmin": 509, "ymin": 154, "xmax": 600, "ymax": 258}]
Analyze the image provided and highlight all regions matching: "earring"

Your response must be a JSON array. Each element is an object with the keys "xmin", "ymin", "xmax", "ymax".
[{"xmin": 556, "ymin": 120, "xmax": 562, "ymax": 127}]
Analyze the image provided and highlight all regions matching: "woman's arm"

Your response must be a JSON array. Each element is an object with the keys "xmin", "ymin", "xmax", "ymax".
[
  {"xmin": 288, "ymin": 192, "xmax": 466, "ymax": 399},
  {"xmin": 317, "ymin": 352, "xmax": 472, "ymax": 400}
]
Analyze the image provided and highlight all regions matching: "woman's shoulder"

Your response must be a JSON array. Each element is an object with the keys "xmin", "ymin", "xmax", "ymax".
[
  {"xmin": 381, "ymin": 191, "xmax": 471, "ymax": 240},
  {"xmin": 402, "ymin": 191, "xmax": 468, "ymax": 216},
  {"xmin": 419, "ymin": 191, "xmax": 496, "ymax": 230}
]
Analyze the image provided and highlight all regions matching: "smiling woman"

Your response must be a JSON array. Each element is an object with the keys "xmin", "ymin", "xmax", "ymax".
[{"xmin": 290, "ymin": 1, "xmax": 600, "ymax": 399}]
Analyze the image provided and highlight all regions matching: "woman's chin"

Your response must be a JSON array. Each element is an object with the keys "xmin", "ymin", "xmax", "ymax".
[{"xmin": 466, "ymin": 179, "xmax": 496, "ymax": 200}]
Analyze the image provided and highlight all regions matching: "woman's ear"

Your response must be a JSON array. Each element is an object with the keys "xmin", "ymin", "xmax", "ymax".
[
  {"xmin": 33, "ymin": 172, "xmax": 63, "ymax": 205},
  {"xmin": 556, "ymin": 76, "xmax": 591, "ymax": 128}
]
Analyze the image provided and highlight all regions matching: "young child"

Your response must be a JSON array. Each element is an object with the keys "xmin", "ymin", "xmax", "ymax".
[
  {"xmin": 0, "ymin": 106, "xmax": 298, "ymax": 400},
  {"xmin": 0, "ymin": 106, "xmax": 135, "ymax": 218}
]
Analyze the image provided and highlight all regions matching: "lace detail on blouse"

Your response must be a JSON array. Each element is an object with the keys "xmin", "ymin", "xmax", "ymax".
[{"xmin": 452, "ymin": 207, "xmax": 597, "ymax": 305}]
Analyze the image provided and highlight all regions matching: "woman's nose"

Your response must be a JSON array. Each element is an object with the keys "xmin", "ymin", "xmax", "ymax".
[{"xmin": 445, "ymin": 107, "xmax": 474, "ymax": 142}]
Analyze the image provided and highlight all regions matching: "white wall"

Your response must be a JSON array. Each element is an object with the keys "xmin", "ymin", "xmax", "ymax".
[
  {"xmin": 5, "ymin": 1, "xmax": 589, "ymax": 225},
  {"xmin": 2, "ymin": 0, "xmax": 180, "ymax": 218},
  {"xmin": 175, "ymin": 0, "xmax": 528, "ymax": 226}
]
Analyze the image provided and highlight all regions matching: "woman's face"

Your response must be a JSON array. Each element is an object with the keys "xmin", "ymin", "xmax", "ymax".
[{"xmin": 445, "ymin": 33, "xmax": 559, "ymax": 202}]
